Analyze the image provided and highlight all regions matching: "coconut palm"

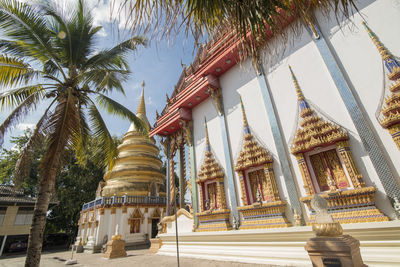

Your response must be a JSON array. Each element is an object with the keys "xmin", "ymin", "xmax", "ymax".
[
  {"xmin": 0, "ymin": 0, "xmax": 146, "ymax": 266},
  {"xmin": 120, "ymin": 0, "xmax": 357, "ymax": 55}
]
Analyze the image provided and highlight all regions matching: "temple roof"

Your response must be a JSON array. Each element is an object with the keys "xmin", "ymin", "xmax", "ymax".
[
  {"xmin": 235, "ymin": 97, "xmax": 272, "ymax": 171},
  {"xmin": 289, "ymin": 66, "xmax": 348, "ymax": 154},
  {"xmin": 197, "ymin": 119, "xmax": 224, "ymax": 183}
]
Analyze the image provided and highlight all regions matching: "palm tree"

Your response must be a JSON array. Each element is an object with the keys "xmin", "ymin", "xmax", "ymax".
[
  {"xmin": 0, "ymin": 0, "xmax": 146, "ymax": 266},
  {"xmin": 119, "ymin": 0, "xmax": 358, "ymax": 56}
]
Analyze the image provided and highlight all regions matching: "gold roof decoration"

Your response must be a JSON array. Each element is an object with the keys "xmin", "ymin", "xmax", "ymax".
[
  {"xmin": 235, "ymin": 97, "xmax": 272, "ymax": 171},
  {"xmin": 362, "ymin": 22, "xmax": 400, "ymax": 129},
  {"xmin": 289, "ymin": 66, "xmax": 348, "ymax": 154},
  {"xmin": 362, "ymin": 21, "xmax": 400, "ymax": 81},
  {"xmin": 101, "ymin": 83, "xmax": 165, "ymax": 197},
  {"xmin": 197, "ymin": 118, "xmax": 224, "ymax": 183}
]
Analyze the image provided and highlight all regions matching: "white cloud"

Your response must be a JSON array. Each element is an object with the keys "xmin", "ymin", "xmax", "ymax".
[{"xmin": 16, "ymin": 123, "xmax": 35, "ymax": 131}]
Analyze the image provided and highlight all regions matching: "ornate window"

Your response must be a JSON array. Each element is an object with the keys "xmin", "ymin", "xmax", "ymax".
[
  {"xmin": 128, "ymin": 208, "xmax": 143, "ymax": 234},
  {"xmin": 195, "ymin": 119, "xmax": 231, "ymax": 232},
  {"xmin": 306, "ymin": 147, "xmax": 350, "ymax": 193},
  {"xmin": 196, "ymin": 121, "xmax": 227, "ymax": 212},
  {"xmin": 289, "ymin": 66, "xmax": 388, "ymax": 224},
  {"xmin": 234, "ymin": 98, "xmax": 290, "ymax": 229}
]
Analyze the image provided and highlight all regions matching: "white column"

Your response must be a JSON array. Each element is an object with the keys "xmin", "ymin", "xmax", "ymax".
[
  {"xmin": 120, "ymin": 210, "xmax": 127, "ymax": 239},
  {"xmin": 0, "ymin": 235, "xmax": 7, "ymax": 256},
  {"xmin": 95, "ymin": 212, "xmax": 104, "ymax": 246},
  {"xmin": 107, "ymin": 209, "xmax": 113, "ymax": 241}
]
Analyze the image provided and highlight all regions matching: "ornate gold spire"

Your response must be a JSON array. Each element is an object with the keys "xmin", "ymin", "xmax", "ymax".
[
  {"xmin": 362, "ymin": 21, "xmax": 390, "ymax": 60},
  {"xmin": 204, "ymin": 117, "xmax": 210, "ymax": 150},
  {"xmin": 137, "ymin": 81, "xmax": 146, "ymax": 115},
  {"xmin": 235, "ymin": 99, "xmax": 272, "ymax": 171},
  {"xmin": 362, "ymin": 22, "xmax": 400, "ymax": 149},
  {"xmin": 289, "ymin": 65, "xmax": 305, "ymax": 101},
  {"xmin": 289, "ymin": 67, "xmax": 348, "ymax": 154},
  {"xmin": 239, "ymin": 96, "xmax": 249, "ymax": 130},
  {"xmin": 197, "ymin": 119, "xmax": 224, "ymax": 183}
]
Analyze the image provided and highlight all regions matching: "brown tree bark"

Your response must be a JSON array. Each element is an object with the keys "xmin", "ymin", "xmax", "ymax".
[{"xmin": 24, "ymin": 148, "xmax": 63, "ymax": 267}]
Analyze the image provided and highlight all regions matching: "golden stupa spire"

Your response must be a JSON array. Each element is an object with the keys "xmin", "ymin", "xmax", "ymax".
[
  {"xmin": 361, "ymin": 21, "xmax": 391, "ymax": 60},
  {"xmin": 137, "ymin": 81, "xmax": 146, "ymax": 115},
  {"xmin": 289, "ymin": 66, "xmax": 305, "ymax": 101}
]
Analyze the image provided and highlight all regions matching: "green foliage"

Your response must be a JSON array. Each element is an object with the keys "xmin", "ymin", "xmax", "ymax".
[
  {"xmin": 46, "ymin": 136, "xmax": 121, "ymax": 236},
  {"xmin": 0, "ymin": 129, "xmax": 42, "ymax": 196},
  {"xmin": 0, "ymin": 130, "xmax": 121, "ymax": 236}
]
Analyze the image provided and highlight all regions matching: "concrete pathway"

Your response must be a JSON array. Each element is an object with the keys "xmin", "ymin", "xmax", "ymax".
[{"xmin": 0, "ymin": 249, "xmax": 278, "ymax": 267}]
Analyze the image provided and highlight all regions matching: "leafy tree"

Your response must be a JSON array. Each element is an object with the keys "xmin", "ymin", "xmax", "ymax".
[
  {"xmin": 0, "ymin": 131, "xmax": 120, "ymax": 242},
  {"xmin": 46, "ymin": 136, "xmax": 121, "ymax": 241},
  {"xmin": 0, "ymin": 129, "xmax": 42, "ymax": 196},
  {"xmin": 0, "ymin": 0, "xmax": 146, "ymax": 266}
]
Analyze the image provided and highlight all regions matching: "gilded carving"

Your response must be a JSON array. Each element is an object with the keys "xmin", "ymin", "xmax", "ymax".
[
  {"xmin": 210, "ymin": 87, "xmax": 224, "ymax": 115},
  {"xmin": 195, "ymin": 119, "xmax": 231, "ymax": 231},
  {"xmin": 234, "ymin": 97, "xmax": 290, "ymax": 229},
  {"xmin": 363, "ymin": 22, "xmax": 400, "ymax": 149},
  {"xmin": 289, "ymin": 66, "xmax": 388, "ymax": 224}
]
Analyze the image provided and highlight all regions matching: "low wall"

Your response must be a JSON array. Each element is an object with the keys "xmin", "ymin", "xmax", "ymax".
[{"xmin": 158, "ymin": 221, "xmax": 400, "ymax": 266}]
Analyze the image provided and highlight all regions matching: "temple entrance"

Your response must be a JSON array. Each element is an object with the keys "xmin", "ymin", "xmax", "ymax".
[{"xmin": 151, "ymin": 219, "xmax": 159, "ymax": 238}]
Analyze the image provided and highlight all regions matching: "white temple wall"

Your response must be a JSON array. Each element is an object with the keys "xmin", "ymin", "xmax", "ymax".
[
  {"xmin": 189, "ymin": 0, "xmax": 398, "ymax": 220},
  {"xmin": 218, "ymin": 59, "xmax": 293, "ymax": 214},
  {"xmin": 314, "ymin": 0, "xmax": 399, "ymax": 217},
  {"xmin": 192, "ymin": 96, "xmax": 234, "ymax": 211},
  {"xmin": 315, "ymin": 0, "xmax": 400, "ymax": 202}
]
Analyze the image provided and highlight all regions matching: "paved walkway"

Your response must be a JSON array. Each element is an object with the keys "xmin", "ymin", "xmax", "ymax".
[{"xmin": 0, "ymin": 249, "xmax": 277, "ymax": 267}]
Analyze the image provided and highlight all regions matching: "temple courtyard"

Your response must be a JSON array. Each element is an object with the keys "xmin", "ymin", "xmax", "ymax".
[{"xmin": 0, "ymin": 249, "xmax": 277, "ymax": 267}]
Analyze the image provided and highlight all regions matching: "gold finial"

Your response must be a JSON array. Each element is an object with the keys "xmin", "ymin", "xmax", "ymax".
[
  {"xmin": 204, "ymin": 117, "xmax": 210, "ymax": 147},
  {"xmin": 137, "ymin": 81, "xmax": 146, "ymax": 115},
  {"xmin": 362, "ymin": 21, "xmax": 390, "ymax": 60},
  {"xmin": 239, "ymin": 96, "xmax": 249, "ymax": 128},
  {"xmin": 166, "ymin": 93, "xmax": 170, "ymax": 103},
  {"xmin": 289, "ymin": 66, "xmax": 304, "ymax": 101},
  {"xmin": 156, "ymin": 110, "xmax": 160, "ymax": 119}
]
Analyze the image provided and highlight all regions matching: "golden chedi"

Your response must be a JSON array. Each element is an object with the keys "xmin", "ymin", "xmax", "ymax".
[{"xmin": 101, "ymin": 87, "xmax": 165, "ymax": 197}]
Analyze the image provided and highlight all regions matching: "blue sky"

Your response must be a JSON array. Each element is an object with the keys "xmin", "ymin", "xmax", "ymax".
[{"xmin": 0, "ymin": 0, "xmax": 196, "ymax": 148}]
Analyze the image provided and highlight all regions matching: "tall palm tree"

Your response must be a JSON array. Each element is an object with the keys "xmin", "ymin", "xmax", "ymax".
[
  {"xmin": 0, "ymin": 0, "xmax": 146, "ymax": 266},
  {"xmin": 119, "ymin": 0, "xmax": 357, "ymax": 55}
]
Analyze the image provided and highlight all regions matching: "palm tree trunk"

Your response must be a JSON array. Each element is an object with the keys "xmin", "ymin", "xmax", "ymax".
[{"xmin": 24, "ymin": 153, "xmax": 61, "ymax": 267}]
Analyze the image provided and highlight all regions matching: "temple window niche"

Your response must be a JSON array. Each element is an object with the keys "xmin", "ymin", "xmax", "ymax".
[
  {"xmin": 195, "ymin": 119, "xmax": 232, "ymax": 232},
  {"xmin": 362, "ymin": 22, "xmax": 400, "ymax": 150},
  {"xmin": 288, "ymin": 66, "xmax": 388, "ymax": 224},
  {"xmin": 235, "ymin": 98, "xmax": 291, "ymax": 229},
  {"xmin": 128, "ymin": 208, "xmax": 144, "ymax": 234}
]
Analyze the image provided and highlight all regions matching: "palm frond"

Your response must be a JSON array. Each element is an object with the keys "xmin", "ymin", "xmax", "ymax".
[
  {"xmin": 0, "ymin": 55, "xmax": 40, "ymax": 87},
  {"xmin": 0, "ymin": 88, "xmax": 43, "ymax": 146},
  {"xmin": 0, "ymin": 0, "xmax": 66, "ymax": 78},
  {"xmin": 40, "ymin": 89, "xmax": 80, "ymax": 183},
  {"xmin": 0, "ymin": 84, "xmax": 46, "ymax": 109},
  {"xmin": 119, "ymin": 0, "xmax": 357, "ymax": 58},
  {"xmin": 81, "ymin": 68, "xmax": 129, "ymax": 95},
  {"xmin": 13, "ymin": 98, "xmax": 55, "ymax": 185},
  {"xmin": 88, "ymin": 102, "xmax": 118, "ymax": 170},
  {"xmin": 72, "ymin": 96, "xmax": 90, "ymax": 165},
  {"xmin": 83, "ymin": 36, "xmax": 146, "ymax": 71},
  {"xmin": 96, "ymin": 93, "xmax": 147, "ymax": 134}
]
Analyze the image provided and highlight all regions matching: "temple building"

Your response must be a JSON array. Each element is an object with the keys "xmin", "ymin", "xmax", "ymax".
[
  {"xmin": 150, "ymin": 1, "xmax": 400, "ymax": 266},
  {"xmin": 76, "ymin": 87, "xmax": 166, "ymax": 252}
]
